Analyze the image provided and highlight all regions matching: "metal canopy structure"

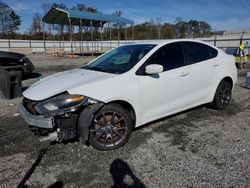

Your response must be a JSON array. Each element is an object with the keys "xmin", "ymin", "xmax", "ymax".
[
  {"xmin": 42, "ymin": 7, "xmax": 135, "ymax": 56},
  {"xmin": 43, "ymin": 7, "xmax": 134, "ymax": 26}
]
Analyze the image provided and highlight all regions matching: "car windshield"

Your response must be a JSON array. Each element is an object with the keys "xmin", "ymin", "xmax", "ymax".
[{"xmin": 82, "ymin": 44, "xmax": 156, "ymax": 74}]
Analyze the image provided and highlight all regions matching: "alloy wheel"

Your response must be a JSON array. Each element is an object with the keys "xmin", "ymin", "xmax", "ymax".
[{"xmin": 90, "ymin": 111, "xmax": 128, "ymax": 148}]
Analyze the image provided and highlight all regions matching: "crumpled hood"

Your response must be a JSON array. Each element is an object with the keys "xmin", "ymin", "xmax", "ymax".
[{"xmin": 23, "ymin": 69, "xmax": 115, "ymax": 101}]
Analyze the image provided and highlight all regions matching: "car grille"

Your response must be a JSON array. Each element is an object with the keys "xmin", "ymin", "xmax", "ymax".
[{"xmin": 22, "ymin": 98, "xmax": 39, "ymax": 115}]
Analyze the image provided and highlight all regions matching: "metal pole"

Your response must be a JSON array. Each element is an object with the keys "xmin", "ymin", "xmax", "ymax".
[
  {"xmin": 78, "ymin": 25, "xmax": 81, "ymax": 55},
  {"xmin": 8, "ymin": 38, "xmax": 11, "ymax": 48},
  {"xmin": 214, "ymin": 34, "xmax": 217, "ymax": 47},
  {"xmin": 125, "ymin": 25, "xmax": 127, "ymax": 44},
  {"xmin": 29, "ymin": 32, "xmax": 32, "ymax": 48},
  {"xmin": 80, "ymin": 19, "xmax": 83, "ymax": 56},
  {"xmin": 90, "ymin": 20, "xmax": 94, "ymax": 56},
  {"xmin": 52, "ymin": 23, "xmax": 55, "ymax": 55},
  {"xmin": 42, "ymin": 22, "xmax": 46, "ymax": 56},
  {"xmin": 246, "ymin": 41, "xmax": 249, "ymax": 56},
  {"xmin": 117, "ymin": 23, "xmax": 120, "ymax": 47},
  {"xmin": 100, "ymin": 21, "xmax": 103, "ymax": 53},
  {"xmin": 79, "ymin": 20, "xmax": 81, "ymax": 55},
  {"xmin": 132, "ymin": 25, "xmax": 135, "ymax": 42},
  {"xmin": 109, "ymin": 23, "xmax": 112, "ymax": 49},
  {"xmin": 240, "ymin": 31, "xmax": 245, "ymax": 45},
  {"xmin": 69, "ymin": 18, "xmax": 73, "ymax": 58},
  {"xmin": 59, "ymin": 30, "xmax": 61, "ymax": 49},
  {"xmin": 62, "ymin": 25, "xmax": 65, "ymax": 55}
]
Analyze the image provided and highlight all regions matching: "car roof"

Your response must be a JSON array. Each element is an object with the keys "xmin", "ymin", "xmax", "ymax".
[
  {"xmin": 123, "ymin": 39, "xmax": 219, "ymax": 51},
  {"xmin": 0, "ymin": 51, "xmax": 24, "ymax": 59},
  {"xmin": 126, "ymin": 39, "xmax": 215, "ymax": 47}
]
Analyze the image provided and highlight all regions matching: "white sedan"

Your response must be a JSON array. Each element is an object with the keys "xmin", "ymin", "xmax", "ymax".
[{"xmin": 20, "ymin": 39, "xmax": 237, "ymax": 150}]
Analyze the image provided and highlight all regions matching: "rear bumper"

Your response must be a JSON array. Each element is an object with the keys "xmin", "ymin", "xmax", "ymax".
[{"xmin": 19, "ymin": 104, "xmax": 54, "ymax": 129}]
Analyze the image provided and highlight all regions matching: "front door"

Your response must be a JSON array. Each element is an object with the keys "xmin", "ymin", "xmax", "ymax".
[{"xmin": 137, "ymin": 42, "xmax": 192, "ymax": 124}]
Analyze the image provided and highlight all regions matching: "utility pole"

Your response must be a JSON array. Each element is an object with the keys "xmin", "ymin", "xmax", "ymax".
[{"xmin": 246, "ymin": 41, "xmax": 249, "ymax": 55}]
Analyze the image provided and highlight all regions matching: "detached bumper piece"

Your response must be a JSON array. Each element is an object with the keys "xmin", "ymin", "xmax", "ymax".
[
  {"xmin": 20, "ymin": 103, "xmax": 79, "ymax": 142},
  {"xmin": 20, "ymin": 104, "xmax": 54, "ymax": 129}
]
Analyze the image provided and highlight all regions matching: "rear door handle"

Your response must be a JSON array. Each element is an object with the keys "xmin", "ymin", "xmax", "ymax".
[
  {"xmin": 213, "ymin": 64, "xmax": 219, "ymax": 67},
  {"xmin": 180, "ymin": 72, "xmax": 190, "ymax": 77}
]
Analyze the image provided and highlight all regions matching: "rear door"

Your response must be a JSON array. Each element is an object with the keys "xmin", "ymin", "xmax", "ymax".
[{"xmin": 183, "ymin": 42, "xmax": 219, "ymax": 104}]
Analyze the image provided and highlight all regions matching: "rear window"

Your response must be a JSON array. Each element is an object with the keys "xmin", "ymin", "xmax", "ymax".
[
  {"xmin": 209, "ymin": 46, "xmax": 218, "ymax": 58},
  {"xmin": 184, "ymin": 42, "xmax": 218, "ymax": 64}
]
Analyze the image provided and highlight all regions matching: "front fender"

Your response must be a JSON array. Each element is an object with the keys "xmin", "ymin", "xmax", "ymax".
[{"xmin": 78, "ymin": 102, "xmax": 104, "ymax": 143}]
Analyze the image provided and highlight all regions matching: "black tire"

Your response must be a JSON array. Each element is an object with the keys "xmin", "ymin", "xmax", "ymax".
[
  {"xmin": 211, "ymin": 80, "xmax": 232, "ymax": 110},
  {"xmin": 10, "ymin": 70, "xmax": 23, "ymax": 98},
  {"xmin": 0, "ymin": 69, "xmax": 10, "ymax": 99},
  {"xmin": 89, "ymin": 104, "xmax": 133, "ymax": 151}
]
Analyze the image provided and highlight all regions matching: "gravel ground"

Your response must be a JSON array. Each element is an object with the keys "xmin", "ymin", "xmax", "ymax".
[{"xmin": 0, "ymin": 55, "xmax": 250, "ymax": 188}]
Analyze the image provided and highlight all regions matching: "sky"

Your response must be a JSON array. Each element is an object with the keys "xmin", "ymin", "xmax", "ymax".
[{"xmin": 2, "ymin": 0, "xmax": 250, "ymax": 33}]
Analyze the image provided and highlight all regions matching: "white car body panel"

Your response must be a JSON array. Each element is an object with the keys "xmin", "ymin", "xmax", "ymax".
[
  {"xmin": 138, "ymin": 65, "xmax": 192, "ymax": 124},
  {"xmin": 23, "ymin": 69, "xmax": 116, "ymax": 101},
  {"xmin": 23, "ymin": 39, "xmax": 237, "ymax": 128},
  {"xmin": 68, "ymin": 73, "xmax": 143, "ymax": 125}
]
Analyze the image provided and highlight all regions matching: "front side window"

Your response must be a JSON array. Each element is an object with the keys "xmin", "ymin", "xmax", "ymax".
[
  {"xmin": 183, "ymin": 42, "xmax": 218, "ymax": 64},
  {"xmin": 137, "ymin": 42, "xmax": 185, "ymax": 74},
  {"xmin": 82, "ymin": 44, "xmax": 156, "ymax": 74}
]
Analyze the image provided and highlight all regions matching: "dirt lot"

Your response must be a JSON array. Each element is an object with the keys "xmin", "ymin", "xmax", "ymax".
[{"xmin": 0, "ymin": 55, "xmax": 250, "ymax": 188}]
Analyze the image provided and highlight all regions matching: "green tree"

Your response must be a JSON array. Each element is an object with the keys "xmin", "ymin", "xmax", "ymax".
[
  {"xmin": 174, "ymin": 17, "xmax": 212, "ymax": 38},
  {"xmin": 0, "ymin": 1, "xmax": 21, "ymax": 37},
  {"xmin": 71, "ymin": 3, "xmax": 99, "ymax": 13},
  {"xmin": 174, "ymin": 17, "xmax": 188, "ymax": 38},
  {"xmin": 9, "ymin": 11, "xmax": 21, "ymax": 33},
  {"xmin": 111, "ymin": 10, "xmax": 125, "ymax": 40},
  {"xmin": 161, "ymin": 23, "xmax": 174, "ymax": 39},
  {"xmin": 134, "ymin": 21, "xmax": 158, "ymax": 39},
  {"xmin": 30, "ymin": 13, "xmax": 42, "ymax": 39}
]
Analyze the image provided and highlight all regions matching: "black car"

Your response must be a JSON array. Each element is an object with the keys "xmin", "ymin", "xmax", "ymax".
[
  {"xmin": 0, "ymin": 51, "xmax": 34, "ymax": 77},
  {"xmin": 0, "ymin": 51, "xmax": 35, "ymax": 99}
]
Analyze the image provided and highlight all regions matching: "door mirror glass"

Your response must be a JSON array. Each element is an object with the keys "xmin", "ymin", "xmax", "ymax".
[{"xmin": 145, "ymin": 64, "xmax": 163, "ymax": 74}]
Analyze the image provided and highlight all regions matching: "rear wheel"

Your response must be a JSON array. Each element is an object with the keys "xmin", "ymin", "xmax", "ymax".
[
  {"xmin": 211, "ymin": 80, "xmax": 232, "ymax": 110},
  {"xmin": 89, "ymin": 104, "xmax": 132, "ymax": 150}
]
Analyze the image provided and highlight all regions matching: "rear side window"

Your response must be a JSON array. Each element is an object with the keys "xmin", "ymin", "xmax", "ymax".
[
  {"xmin": 146, "ymin": 43, "xmax": 185, "ymax": 71},
  {"xmin": 209, "ymin": 46, "xmax": 218, "ymax": 58},
  {"xmin": 184, "ymin": 42, "xmax": 218, "ymax": 64}
]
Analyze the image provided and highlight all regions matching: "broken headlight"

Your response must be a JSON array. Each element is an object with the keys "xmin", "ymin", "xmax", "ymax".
[{"xmin": 35, "ymin": 93, "xmax": 87, "ymax": 115}]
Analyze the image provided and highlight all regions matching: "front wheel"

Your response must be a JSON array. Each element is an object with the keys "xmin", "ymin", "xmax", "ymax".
[
  {"xmin": 211, "ymin": 80, "xmax": 232, "ymax": 110},
  {"xmin": 89, "ymin": 104, "xmax": 132, "ymax": 151}
]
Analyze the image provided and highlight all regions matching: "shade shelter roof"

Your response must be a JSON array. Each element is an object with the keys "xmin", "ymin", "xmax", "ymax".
[{"xmin": 43, "ymin": 7, "xmax": 134, "ymax": 26}]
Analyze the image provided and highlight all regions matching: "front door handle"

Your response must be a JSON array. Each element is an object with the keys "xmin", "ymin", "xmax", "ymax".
[
  {"xmin": 213, "ymin": 64, "xmax": 219, "ymax": 67},
  {"xmin": 180, "ymin": 72, "xmax": 190, "ymax": 77}
]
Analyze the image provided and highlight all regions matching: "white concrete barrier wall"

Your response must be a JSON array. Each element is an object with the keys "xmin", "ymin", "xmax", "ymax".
[{"xmin": 0, "ymin": 37, "xmax": 250, "ymax": 54}]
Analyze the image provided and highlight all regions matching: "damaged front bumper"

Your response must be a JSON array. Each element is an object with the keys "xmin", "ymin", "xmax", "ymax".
[
  {"xmin": 20, "ymin": 104, "xmax": 54, "ymax": 129},
  {"xmin": 20, "ymin": 96, "xmax": 104, "ymax": 143}
]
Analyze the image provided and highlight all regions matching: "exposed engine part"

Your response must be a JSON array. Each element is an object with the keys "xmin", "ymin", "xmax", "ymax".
[{"xmin": 57, "ymin": 113, "xmax": 79, "ymax": 142}]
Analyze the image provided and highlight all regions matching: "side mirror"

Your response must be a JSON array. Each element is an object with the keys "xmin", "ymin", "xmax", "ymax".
[{"xmin": 145, "ymin": 64, "xmax": 163, "ymax": 74}]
